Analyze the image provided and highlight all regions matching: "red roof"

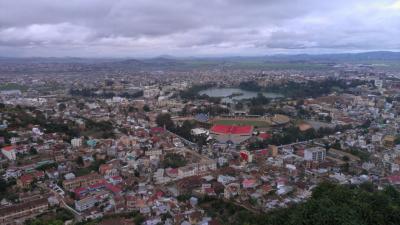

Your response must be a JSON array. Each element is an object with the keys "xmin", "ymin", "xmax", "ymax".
[
  {"xmin": 2, "ymin": 145, "xmax": 15, "ymax": 152},
  {"xmin": 256, "ymin": 149, "xmax": 269, "ymax": 156},
  {"xmin": 106, "ymin": 184, "xmax": 122, "ymax": 194},
  {"xmin": 166, "ymin": 168, "xmax": 178, "ymax": 174},
  {"xmin": 156, "ymin": 191, "xmax": 164, "ymax": 198},
  {"xmin": 210, "ymin": 125, "xmax": 253, "ymax": 135},
  {"xmin": 150, "ymin": 127, "xmax": 165, "ymax": 133},
  {"xmin": 387, "ymin": 175, "xmax": 400, "ymax": 184},
  {"xmin": 258, "ymin": 133, "xmax": 271, "ymax": 139},
  {"xmin": 242, "ymin": 179, "xmax": 256, "ymax": 187},
  {"xmin": 20, "ymin": 174, "xmax": 34, "ymax": 183}
]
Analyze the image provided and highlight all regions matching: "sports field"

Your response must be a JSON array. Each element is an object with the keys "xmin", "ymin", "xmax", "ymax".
[{"xmin": 211, "ymin": 118, "xmax": 271, "ymax": 127}]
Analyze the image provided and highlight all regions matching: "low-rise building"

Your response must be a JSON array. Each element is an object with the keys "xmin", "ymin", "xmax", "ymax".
[
  {"xmin": 0, "ymin": 198, "xmax": 48, "ymax": 224},
  {"xmin": 63, "ymin": 173, "xmax": 102, "ymax": 190},
  {"xmin": 304, "ymin": 147, "xmax": 326, "ymax": 162},
  {"xmin": 1, "ymin": 146, "xmax": 16, "ymax": 161}
]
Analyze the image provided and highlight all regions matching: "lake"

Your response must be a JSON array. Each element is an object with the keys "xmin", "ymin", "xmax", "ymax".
[{"xmin": 198, "ymin": 87, "xmax": 283, "ymax": 103}]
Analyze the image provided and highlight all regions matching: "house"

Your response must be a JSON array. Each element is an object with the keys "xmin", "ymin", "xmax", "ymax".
[
  {"xmin": 178, "ymin": 164, "xmax": 198, "ymax": 178},
  {"xmin": 126, "ymin": 196, "xmax": 137, "ymax": 210},
  {"xmin": 242, "ymin": 179, "xmax": 257, "ymax": 189},
  {"xmin": 1, "ymin": 146, "xmax": 16, "ymax": 161},
  {"xmin": 17, "ymin": 174, "xmax": 34, "ymax": 189},
  {"xmin": 75, "ymin": 196, "xmax": 98, "ymax": 212},
  {"xmin": 62, "ymin": 173, "xmax": 102, "ymax": 190},
  {"xmin": 224, "ymin": 183, "xmax": 240, "ymax": 199},
  {"xmin": 383, "ymin": 135, "xmax": 396, "ymax": 148},
  {"xmin": 166, "ymin": 168, "xmax": 178, "ymax": 178}
]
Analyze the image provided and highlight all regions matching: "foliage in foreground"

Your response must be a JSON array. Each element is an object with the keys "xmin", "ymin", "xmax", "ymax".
[{"xmin": 201, "ymin": 182, "xmax": 400, "ymax": 225}]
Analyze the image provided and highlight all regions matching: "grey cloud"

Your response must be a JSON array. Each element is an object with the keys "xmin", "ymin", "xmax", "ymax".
[{"xmin": 0, "ymin": 0, "xmax": 398, "ymax": 56}]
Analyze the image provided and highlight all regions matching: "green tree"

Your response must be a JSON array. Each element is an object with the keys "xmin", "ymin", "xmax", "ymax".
[
  {"xmin": 143, "ymin": 104, "xmax": 150, "ymax": 112},
  {"xmin": 162, "ymin": 153, "xmax": 187, "ymax": 168},
  {"xmin": 156, "ymin": 113, "xmax": 175, "ymax": 130},
  {"xmin": 58, "ymin": 103, "xmax": 66, "ymax": 111},
  {"xmin": 249, "ymin": 106, "xmax": 265, "ymax": 116}
]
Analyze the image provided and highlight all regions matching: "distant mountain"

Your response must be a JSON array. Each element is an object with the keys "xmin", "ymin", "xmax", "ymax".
[
  {"xmin": 1, "ymin": 51, "xmax": 399, "ymax": 64},
  {"xmin": 0, "ymin": 51, "xmax": 399, "ymax": 73},
  {"xmin": 0, "ymin": 57, "xmax": 120, "ymax": 64},
  {"xmin": 142, "ymin": 57, "xmax": 183, "ymax": 66},
  {"xmin": 263, "ymin": 51, "xmax": 400, "ymax": 62}
]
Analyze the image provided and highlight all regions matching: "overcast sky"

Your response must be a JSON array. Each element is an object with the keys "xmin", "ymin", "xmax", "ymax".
[{"xmin": 0, "ymin": 0, "xmax": 399, "ymax": 57}]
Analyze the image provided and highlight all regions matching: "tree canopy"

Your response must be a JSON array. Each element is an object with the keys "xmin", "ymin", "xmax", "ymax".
[{"xmin": 200, "ymin": 182, "xmax": 400, "ymax": 225}]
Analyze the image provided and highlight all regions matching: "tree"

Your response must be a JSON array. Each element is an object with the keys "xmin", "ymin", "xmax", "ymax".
[
  {"xmin": 156, "ymin": 113, "xmax": 175, "ymax": 130},
  {"xmin": 249, "ymin": 93, "xmax": 270, "ymax": 106},
  {"xmin": 26, "ymin": 219, "xmax": 64, "ymax": 225},
  {"xmin": 239, "ymin": 81, "xmax": 262, "ymax": 91},
  {"xmin": 58, "ymin": 103, "xmax": 66, "ymax": 111},
  {"xmin": 76, "ymin": 102, "xmax": 85, "ymax": 110},
  {"xmin": 213, "ymin": 182, "xmax": 400, "ymax": 225},
  {"xmin": 249, "ymin": 106, "xmax": 265, "ymax": 116},
  {"xmin": 174, "ymin": 120, "xmax": 195, "ymax": 140},
  {"xmin": 0, "ymin": 179, "xmax": 8, "ymax": 193},
  {"xmin": 29, "ymin": 147, "xmax": 38, "ymax": 155},
  {"xmin": 143, "ymin": 104, "xmax": 150, "ymax": 112},
  {"xmin": 235, "ymin": 102, "xmax": 244, "ymax": 110},
  {"xmin": 128, "ymin": 106, "xmax": 137, "ymax": 113},
  {"xmin": 76, "ymin": 156, "xmax": 84, "ymax": 166},
  {"xmin": 162, "ymin": 153, "xmax": 187, "ymax": 168}
]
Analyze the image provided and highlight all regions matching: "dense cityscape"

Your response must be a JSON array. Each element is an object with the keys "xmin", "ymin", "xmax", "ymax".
[{"xmin": 0, "ymin": 54, "xmax": 400, "ymax": 225}]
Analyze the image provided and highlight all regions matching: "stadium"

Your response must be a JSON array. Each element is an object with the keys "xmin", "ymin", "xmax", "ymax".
[{"xmin": 210, "ymin": 124, "xmax": 254, "ymax": 145}]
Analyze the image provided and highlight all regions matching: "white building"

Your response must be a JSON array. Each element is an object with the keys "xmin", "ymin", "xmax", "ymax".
[
  {"xmin": 71, "ymin": 138, "xmax": 83, "ymax": 148},
  {"xmin": 178, "ymin": 164, "xmax": 198, "ymax": 178},
  {"xmin": 304, "ymin": 147, "xmax": 326, "ymax": 162},
  {"xmin": 374, "ymin": 79, "xmax": 383, "ymax": 89},
  {"xmin": 75, "ymin": 196, "xmax": 97, "ymax": 212}
]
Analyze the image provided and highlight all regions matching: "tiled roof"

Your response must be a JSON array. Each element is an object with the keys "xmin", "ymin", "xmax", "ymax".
[{"xmin": 1, "ymin": 145, "xmax": 15, "ymax": 152}]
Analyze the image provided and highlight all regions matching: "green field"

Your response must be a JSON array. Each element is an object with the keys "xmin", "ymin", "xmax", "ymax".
[{"xmin": 212, "ymin": 119, "xmax": 270, "ymax": 127}]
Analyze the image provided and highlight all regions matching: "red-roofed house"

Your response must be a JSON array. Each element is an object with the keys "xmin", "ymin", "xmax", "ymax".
[
  {"xmin": 166, "ymin": 168, "xmax": 178, "ymax": 177},
  {"xmin": 1, "ymin": 145, "xmax": 16, "ymax": 161},
  {"xmin": 257, "ymin": 133, "xmax": 271, "ymax": 140},
  {"xmin": 210, "ymin": 125, "xmax": 253, "ymax": 144},
  {"xmin": 150, "ymin": 127, "xmax": 165, "ymax": 134},
  {"xmin": 242, "ymin": 179, "xmax": 257, "ymax": 189},
  {"xmin": 17, "ymin": 174, "xmax": 34, "ymax": 189}
]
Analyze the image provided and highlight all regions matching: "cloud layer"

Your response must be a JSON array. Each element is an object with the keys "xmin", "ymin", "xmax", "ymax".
[{"xmin": 0, "ymin": 0, "xmax": 399, "ymax": 57}]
